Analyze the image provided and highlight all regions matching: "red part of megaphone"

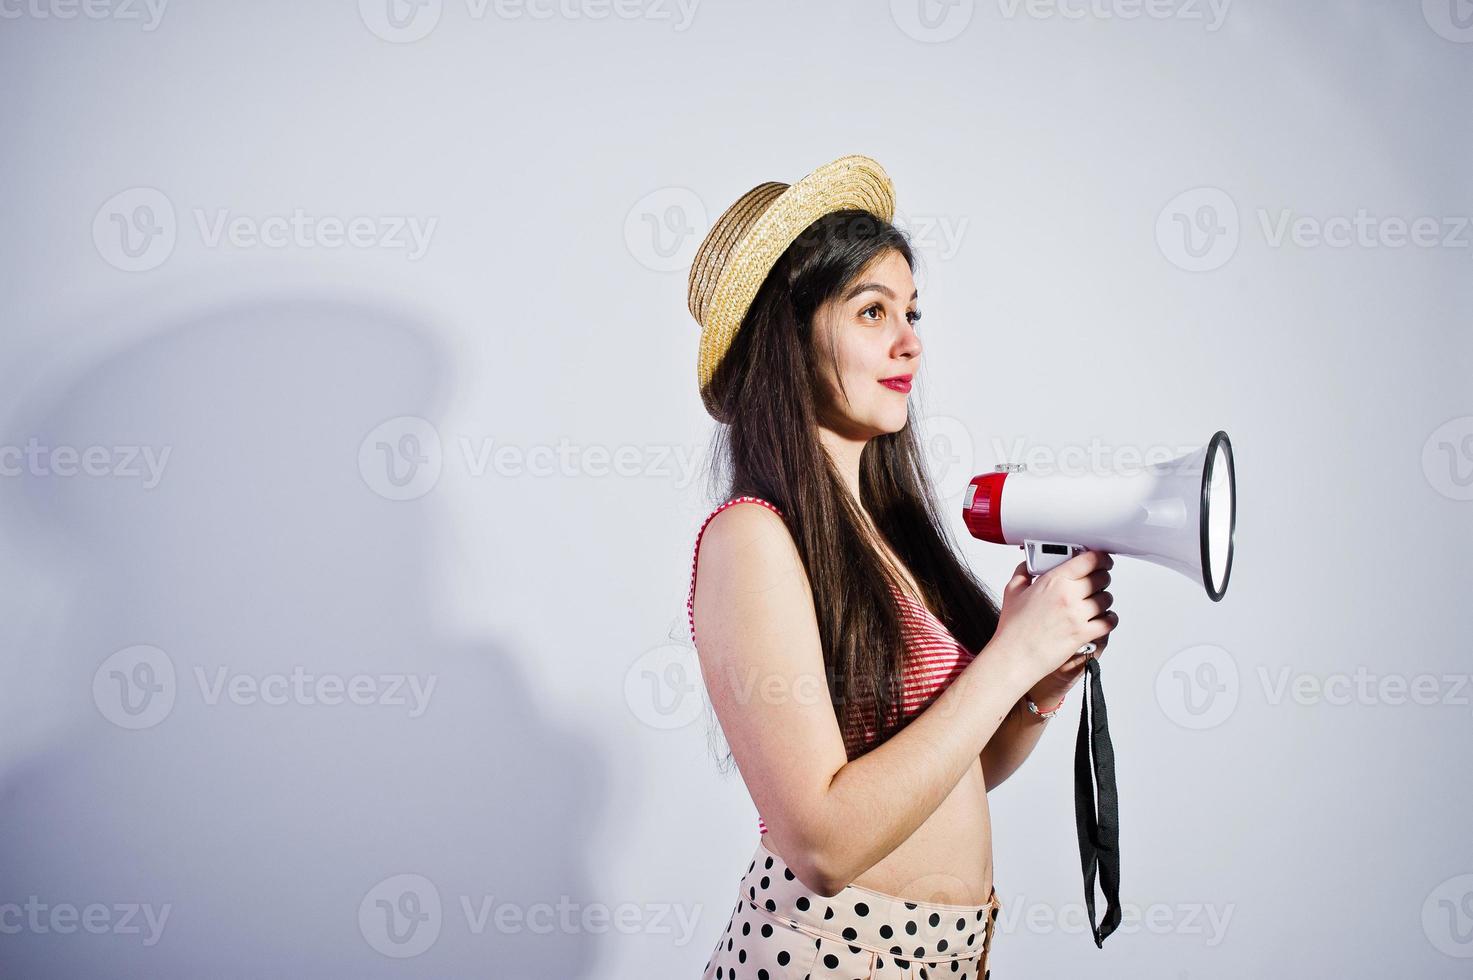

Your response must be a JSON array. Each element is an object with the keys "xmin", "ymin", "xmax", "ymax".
[{"xmin": 961, "ymin": 472, "xmax": 1008, "ymax": 545}]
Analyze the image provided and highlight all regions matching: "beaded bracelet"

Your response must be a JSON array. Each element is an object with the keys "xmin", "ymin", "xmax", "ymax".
[{"xmin": 1025, "ymin": 693, "xmax": 1067, "ymax": 720}]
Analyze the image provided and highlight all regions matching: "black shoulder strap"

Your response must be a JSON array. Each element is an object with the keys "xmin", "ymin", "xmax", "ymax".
[{"xmin": 1074, "ymin": 655, "xmax": 1122, "ymax": 947}]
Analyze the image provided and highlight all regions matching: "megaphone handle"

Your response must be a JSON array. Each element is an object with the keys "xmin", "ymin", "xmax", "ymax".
[
  {"xmin": 1022, "ymin": 541, "xmax": 1098, "ymax": 657},
  {"xmin": 1023, "ymin": 539, "xmax": 1088, "ymax": 577}
]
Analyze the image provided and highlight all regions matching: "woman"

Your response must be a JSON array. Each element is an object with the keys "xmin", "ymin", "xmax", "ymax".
[{"xmin": 685, "ymin": 155, "xmax": 1119, "ymax": 979}]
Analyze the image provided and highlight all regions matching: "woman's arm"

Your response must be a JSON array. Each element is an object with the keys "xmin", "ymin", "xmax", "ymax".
[
  {"xmin": 978, "ymin": 696, "xmax": 1049, "ymax": 792},
  {"xmin": 691, "ymin": 503, "xmax": 1036, "ymax": 897},
  {"xmin": 979, "ymin": 633, "xmax": 1110, "ymax": 791}
]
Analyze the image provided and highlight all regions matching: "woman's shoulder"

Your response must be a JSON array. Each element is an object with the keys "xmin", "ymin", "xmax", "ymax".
[
  {"xmin": 688, "ymin": 496, "xmax": 803, "ymax": 646},
  {"xmin": 693, "ymin": 496, "xmax": 793, "ymax": 569},
  {"xmin": 702, "ymin": 495, "xmax": 786, "ymax": 524}
]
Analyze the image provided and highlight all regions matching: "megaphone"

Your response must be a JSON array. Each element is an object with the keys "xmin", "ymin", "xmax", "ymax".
[
  {"xmin": 961, "ymin": 429, "xmax": 1237, "ymax": 601},
  {"xmin": 957, "ymin": 429, "xmax": 1238, "ymax": 949}
]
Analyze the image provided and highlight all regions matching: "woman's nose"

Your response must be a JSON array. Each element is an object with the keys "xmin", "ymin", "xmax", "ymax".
[{"xmin": 896, "ymin": 324, "xmax": 922, "ymax": 359}]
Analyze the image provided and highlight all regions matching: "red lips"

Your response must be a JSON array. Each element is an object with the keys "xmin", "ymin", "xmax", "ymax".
[{"xmin": 878, "ymin": 375, "xmax": 913, "ymax": 393}]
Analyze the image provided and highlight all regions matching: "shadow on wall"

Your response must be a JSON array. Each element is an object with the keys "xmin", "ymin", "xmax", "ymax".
[{"xmin": 0, "ymin": 295, "xmax": 606, "ymax": 977}]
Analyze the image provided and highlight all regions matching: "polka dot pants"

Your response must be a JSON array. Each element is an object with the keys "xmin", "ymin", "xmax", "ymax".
[{"xmin": 701, "ymin": 837, "xmax": 1000, "ymax": 979}]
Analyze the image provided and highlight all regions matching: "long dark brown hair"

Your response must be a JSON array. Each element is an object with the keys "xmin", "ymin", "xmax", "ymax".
[{"xmin": 700, "ymin": 209, "xmax": 1002, "ymax": 769}]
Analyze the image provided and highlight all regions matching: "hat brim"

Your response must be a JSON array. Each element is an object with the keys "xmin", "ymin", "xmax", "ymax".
[{"xmin": 696, "ymin": 154, "xmax": 896, "ymax": 401}]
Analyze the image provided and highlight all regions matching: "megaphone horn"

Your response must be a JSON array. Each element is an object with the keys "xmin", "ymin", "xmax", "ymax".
[{"xmin": 962, "ymin": 430, "xmax": 1237, "ymax": 601}]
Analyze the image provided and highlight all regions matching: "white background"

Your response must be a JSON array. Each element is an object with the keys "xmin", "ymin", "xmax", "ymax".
[{"xmin": 1, "ymin": 0, "xmax": 1470, "ymax": 976}]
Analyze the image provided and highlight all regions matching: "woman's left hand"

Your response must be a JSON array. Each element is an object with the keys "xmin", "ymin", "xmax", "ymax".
[{"xmin": 1025, "ymin": 627, "xmax": 1112, "ymax": 712}]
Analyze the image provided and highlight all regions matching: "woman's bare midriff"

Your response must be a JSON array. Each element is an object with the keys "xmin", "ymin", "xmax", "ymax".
[
  {"xmin": 758, "ymin": 527, "xmax": 996, "ymax": 906},
  {"xmin": 762, "ymin": 754, "xmax": 994, "ymax": 907}
]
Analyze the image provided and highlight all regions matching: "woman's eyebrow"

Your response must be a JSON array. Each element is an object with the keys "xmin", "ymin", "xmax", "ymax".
[{"xmin": 842, "ymin": 282, "xmax": 920, "ymax": 302}]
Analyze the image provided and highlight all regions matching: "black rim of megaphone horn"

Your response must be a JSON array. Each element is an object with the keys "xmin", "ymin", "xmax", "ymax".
[{"xmin": 1199, "ymin": 429, "xmax": 1236, "ymax": 602}]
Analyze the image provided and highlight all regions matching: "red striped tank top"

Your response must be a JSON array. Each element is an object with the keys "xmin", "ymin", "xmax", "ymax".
[{"xmin": 686, "ymin": 496, "xmax": 977, "ymax": 837}]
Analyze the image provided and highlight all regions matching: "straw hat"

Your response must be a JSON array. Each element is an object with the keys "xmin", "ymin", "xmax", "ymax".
[{"xmin": 685, "ymin": 153, "xmax": 896, "ymax": 421}]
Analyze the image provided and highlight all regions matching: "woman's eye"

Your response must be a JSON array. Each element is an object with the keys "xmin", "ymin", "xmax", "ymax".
[{"xmin": 859, "ymin": 304, "xmax": 921, "ymax": 327}]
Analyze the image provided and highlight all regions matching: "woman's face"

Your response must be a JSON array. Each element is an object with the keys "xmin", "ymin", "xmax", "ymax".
[{"xmin": 812, "ymin": 248, "xmax": 923, "ymax": 438}]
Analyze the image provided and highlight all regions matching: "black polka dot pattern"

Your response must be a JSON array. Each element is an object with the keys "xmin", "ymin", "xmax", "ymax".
[{"xmin": 699, "ymin": 837, "xmax": 1001, "ymax": 979}]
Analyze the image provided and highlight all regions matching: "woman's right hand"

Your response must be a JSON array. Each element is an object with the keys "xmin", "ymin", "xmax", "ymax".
[{"xmin": 993, "ymin": 549, "xmax": 1118, "ymax": 687}]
